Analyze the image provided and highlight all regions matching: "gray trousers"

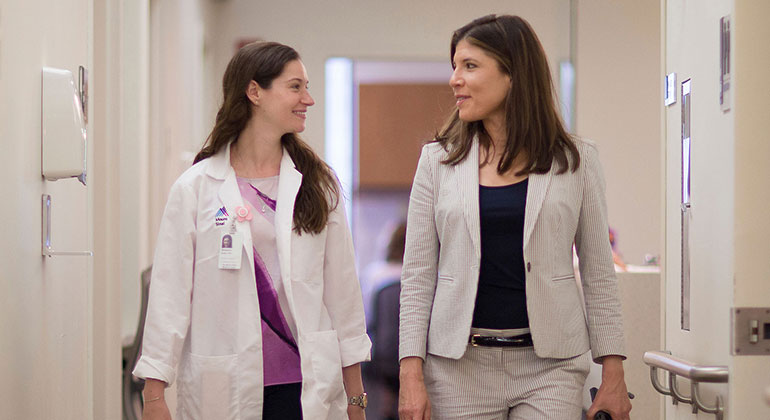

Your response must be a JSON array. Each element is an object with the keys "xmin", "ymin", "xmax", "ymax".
[{"xmin": 424, "ymin": 329, "xmax": 590, "ymax": 420}]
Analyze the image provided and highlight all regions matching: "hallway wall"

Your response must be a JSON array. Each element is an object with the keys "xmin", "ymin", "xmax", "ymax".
[
  {"xmin": 732, "ymin": 0, "xmax": 770, "ymax": 415},
  {"xmin": 0, "ymin": 0, "xmax": 93, "ymax": 418},
  {"xmin": 575, "ymin": 0, "xmax": 662, "ymax": 266},
  {"xmin": 202, "ymin": 0, "xmax": 571, "ymax": 157}
]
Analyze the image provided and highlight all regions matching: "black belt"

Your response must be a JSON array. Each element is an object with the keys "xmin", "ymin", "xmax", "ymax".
[{"xmin": 469, "ymin": 333, "xmax": 533, "ymax": 348}]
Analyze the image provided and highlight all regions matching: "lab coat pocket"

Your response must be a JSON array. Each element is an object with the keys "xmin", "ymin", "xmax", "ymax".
[
  {"xmin": 178, "ymin": 352, "xmax": 239, "ymax": 420},
  {"xmin": 301, "ymin": 330, "xmax": 345, "ymax": 410}
]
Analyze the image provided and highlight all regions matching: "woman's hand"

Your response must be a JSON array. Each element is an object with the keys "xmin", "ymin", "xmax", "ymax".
[
  {"xmin": 587, "ymin": 356, "xmax": 632, "ymax": 420},
  {"xmin": 398, "ymin": 357, "xmax": 431, "ymax": 420},
  {"xmin": 141, "ymin": 379, "xmax": 171, "ymax": 420}
]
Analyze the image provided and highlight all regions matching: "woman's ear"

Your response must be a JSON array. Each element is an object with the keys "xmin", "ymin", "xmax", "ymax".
[{"xmin": 246, "ymin": 80, "xmax": 261, "ymax": 106}]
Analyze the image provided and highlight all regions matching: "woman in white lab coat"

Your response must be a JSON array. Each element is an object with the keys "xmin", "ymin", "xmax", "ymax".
[{"xmin": 133, "ymin": 41, "xmax": 371, "ymax": 420}]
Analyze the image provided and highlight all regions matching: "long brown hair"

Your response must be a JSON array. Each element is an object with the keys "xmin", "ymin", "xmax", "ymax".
[
  {"xmin": 194, "ymin": 41, "xmax": 338, "ymax": 235},
  {"xmin": 437, "ymin": 14, "xmax": 580, "ymax": 175}
]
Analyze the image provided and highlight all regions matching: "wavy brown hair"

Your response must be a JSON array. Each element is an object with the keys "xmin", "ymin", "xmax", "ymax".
[
  {"xmin": 436, "ymin": 14, "xmax": 580, "ymax": 175},
  {"xmin": 194, "ymin": 41, "xmax": 338, "ymax": 235}
]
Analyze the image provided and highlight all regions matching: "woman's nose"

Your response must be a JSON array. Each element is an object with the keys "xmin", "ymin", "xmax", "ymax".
[
  {"xmin": 449, "ymin": 70, "xmax": 462, "ymax": 88},
  {"xmin": 303, "ymin": 91, "xmax": 315, "ymax": 106}
]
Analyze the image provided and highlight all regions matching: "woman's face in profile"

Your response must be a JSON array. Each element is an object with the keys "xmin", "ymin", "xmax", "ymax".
[
  {"xmin": 449, "ymin": 40, "xmax": 511, "ymax": 125},
  {"xmin": 256, "ymin": 59, "xmax": 315, "ymax": 135}
]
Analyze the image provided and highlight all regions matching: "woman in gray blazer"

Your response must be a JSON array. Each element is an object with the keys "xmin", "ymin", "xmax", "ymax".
[{"xmin": 398, "ymin": 15, "xmax": 632, "ymax": 420}]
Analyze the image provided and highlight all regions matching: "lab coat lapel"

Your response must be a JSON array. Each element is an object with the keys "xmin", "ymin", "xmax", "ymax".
[
  {"xmin": 275, "ymin": 150, "xmax": 302, "ymax": 323},
  {"xmin": 523, "ymin": 164, "xmax": 554, "ymax": 249},
  {"xmin": 212, "ymin": 143, "xmax": 254, "ymax": 258},
  {"xmin": 455, "ymin": 137, "xmax": 481, "ymax": 259}
]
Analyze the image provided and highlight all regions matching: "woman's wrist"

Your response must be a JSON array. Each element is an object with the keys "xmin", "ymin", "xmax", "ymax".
[
  {"xmin": 142, "ymin": 378, "xmax": 167, "ymax": 403},
  {"xmin": 399, "ymin": 356, "xmax": 425, "ymax": 380},
  {"xmin": 143, "ymin": 395, "xmax": 163, "ymax": 403},
  {"xmin": 600, "ymin": 355, "xmax": 626, "ymax": 380}
]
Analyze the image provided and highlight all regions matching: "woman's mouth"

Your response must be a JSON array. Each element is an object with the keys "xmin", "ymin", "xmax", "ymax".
[{"xmin": 455, "ymin": 96, "xmax": 469, "ymax": 106}]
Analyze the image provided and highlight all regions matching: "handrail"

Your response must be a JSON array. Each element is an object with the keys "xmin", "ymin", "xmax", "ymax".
[
  {"xmin": 643, "ymin": 351, "xmax": 728, "ymax": 420},
  {"xmin": 644, "ymin": 351, "xmax": 729, "ymax": 383}
]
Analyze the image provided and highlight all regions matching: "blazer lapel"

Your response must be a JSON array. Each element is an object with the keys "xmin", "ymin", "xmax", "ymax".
[
  {"xmin": 455, "ymin": 137, "xmax": 481, "ymax": 259},
  {"xmin": 275, "ymin": 149, "xmax": 302, "ymax": 319},
  {"xmin": 523, "ymin": 164, "xmax": 554, "ymax": 249}
]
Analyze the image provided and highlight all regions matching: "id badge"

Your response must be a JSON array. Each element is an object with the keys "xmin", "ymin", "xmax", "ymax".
[{"xmin": 218, "ymin": 230, "xmax": 243, "ymax": 270}]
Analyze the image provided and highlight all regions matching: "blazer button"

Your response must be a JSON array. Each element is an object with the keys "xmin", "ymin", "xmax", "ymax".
[{"xmin": 527, "ymin": 262, "xmax": 531, "ymax": 272}]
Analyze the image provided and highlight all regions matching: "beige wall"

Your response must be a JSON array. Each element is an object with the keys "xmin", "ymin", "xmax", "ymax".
[
  {"xmin": 575, "ymin": 0, "xmax": 662, "ymax": 266},
  {"xmin": 202, "ymin": 0, "xmax": 571, "ymax": 155},
  {"xmin": 91, "ymin": 1, "xmax": 122, "ymax": 418},
  {"xmin": 149, "ymin": 0, "xmax": 212, "ymax": 253},
  {"xmin": 1, "ymin": 0, "xmax": 95, "ymax": 418},
  {"xmin": 733, "ymin": 0, "xmax": 770, "ymax": 416},
  {"xmin": 92, "ymin": 0, "xmax": 151, "ymax": 417}
]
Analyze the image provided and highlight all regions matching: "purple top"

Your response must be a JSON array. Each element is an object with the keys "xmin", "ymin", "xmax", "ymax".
[{"xmin": 237, "ymin": 176, "xmax": 302, "ymax": 386}]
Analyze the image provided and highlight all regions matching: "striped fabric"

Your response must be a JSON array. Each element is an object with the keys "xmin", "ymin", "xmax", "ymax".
[
  {"xmin": 399, "ymin": 136, "xmax": 625, "ymax": 363},
  {"xmin": 424, "ymin": 345, "xmax": 590, "ymax": 419}
]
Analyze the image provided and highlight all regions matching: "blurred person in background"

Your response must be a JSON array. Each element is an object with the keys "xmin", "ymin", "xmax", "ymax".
[{"xmin": 363, "ymin": 222, "xmax": 407, "ymax": 420}]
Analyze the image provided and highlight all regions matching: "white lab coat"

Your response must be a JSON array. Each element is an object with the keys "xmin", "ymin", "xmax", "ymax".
[{"xmin": 133, "ymin": 143, "xmax": 371, "ymax": 420}]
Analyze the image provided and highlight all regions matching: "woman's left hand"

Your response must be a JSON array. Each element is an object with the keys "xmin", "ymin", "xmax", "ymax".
[
  {"xmin": 347, "ymin": 405, "xmax": 366, "ymax": 420},
  {"xmin": 587, "ymin": 355, "xmax": 632, "ymax": 420}
]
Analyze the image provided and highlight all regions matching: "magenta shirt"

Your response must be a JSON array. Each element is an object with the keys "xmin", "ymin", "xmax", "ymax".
[{"xmin": 237, "ymin": 176, "xmax": 302, "ymax": 386}]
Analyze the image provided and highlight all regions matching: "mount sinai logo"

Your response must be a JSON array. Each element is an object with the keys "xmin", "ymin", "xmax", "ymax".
[{"xmin": 215, "ymin": 206, "xmax": 229, "ymax": 226}]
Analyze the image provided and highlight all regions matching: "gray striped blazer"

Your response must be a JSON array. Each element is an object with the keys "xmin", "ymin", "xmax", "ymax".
[{"xmin": 398, "ymin": 137, "xmax": 625, "ymax": 362}]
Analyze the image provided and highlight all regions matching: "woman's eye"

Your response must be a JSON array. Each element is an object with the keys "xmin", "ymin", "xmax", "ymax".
[{"xmin": 465, "ymin": 62, "xmax": 477, "ymax": 69}]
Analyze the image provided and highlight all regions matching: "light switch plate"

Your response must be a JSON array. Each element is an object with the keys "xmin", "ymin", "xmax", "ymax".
[{"xmin": 732, "ymin": 307, "xmax": 770, "ymax": 355}]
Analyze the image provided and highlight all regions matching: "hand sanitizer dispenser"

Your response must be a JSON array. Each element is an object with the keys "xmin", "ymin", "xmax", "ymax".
[{"xmin": 41, "ymin": 67, "xmax": 87, "ymax": 185}]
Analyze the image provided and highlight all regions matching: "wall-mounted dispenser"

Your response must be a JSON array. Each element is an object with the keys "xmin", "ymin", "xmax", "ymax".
[
  {"xmin": 40, "ymin": 67, "xmax": 91, "ymax": 257},
  {"xmin": 41, "ymin": 67, "xmax": 87, "ymax": 185}
]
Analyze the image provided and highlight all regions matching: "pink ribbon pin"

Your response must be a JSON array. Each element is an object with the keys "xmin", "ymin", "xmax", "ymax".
[{"xmin": 235, "ymin": 205, "xmax": 253, "ymax": 222}]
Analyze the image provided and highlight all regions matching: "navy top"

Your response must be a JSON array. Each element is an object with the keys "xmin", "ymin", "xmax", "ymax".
[{"xmin": 471, "ymin": 178, "xmax": 529, "ymax": 329}]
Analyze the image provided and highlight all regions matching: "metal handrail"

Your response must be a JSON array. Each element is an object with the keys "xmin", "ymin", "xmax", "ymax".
[
  {"xmin": 643, "ymin": 351, "xmax": 728, "ymax": 420},
  {"xmin": 644, "ymin": 351, "xmax": 729, "ymax": 382}
]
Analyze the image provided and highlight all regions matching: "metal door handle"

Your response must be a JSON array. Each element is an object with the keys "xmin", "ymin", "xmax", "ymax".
[{"xmin": 42, "ymin": 194, "xmax": 93, "ymax": 257}]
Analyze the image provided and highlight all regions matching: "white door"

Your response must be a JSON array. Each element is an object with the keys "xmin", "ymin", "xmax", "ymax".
[
  {"xmin": 0, "ymin": 0, "xmax": 92, "ymax": 419},
  {"xmin": 664, "ymin": 0, "xmax": 734, "ymax": 418},
  {"xmin": 664, "ymin": 0, "xmax": 770, "ymax": 418}
]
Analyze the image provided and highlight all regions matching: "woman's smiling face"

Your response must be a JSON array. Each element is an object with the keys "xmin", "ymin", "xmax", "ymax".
[
  {"xmin": 449, "ymin": 39, "xmax": 511, "ymax": 127},
  {"xmin": 257, "ymin": 59, "xmax": 315, "ymax": 134}
]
